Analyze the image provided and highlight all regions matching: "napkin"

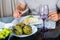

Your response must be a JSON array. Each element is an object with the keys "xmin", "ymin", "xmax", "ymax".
[
  {"xmin": 0, "ymin": 22, "xmax": 5, "ymax": 28},
  {"xmin": 4, "ymin": 23, "xmax": 14, "ymax": 29},
  {"xmin": 45, "ymin": 19, "xmax": 56, "ymax": 29}
]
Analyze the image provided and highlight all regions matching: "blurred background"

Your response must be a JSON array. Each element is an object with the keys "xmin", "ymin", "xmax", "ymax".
[{"xmin": 0, "ymin": 0, "xmax": 18, "ymax": 18}]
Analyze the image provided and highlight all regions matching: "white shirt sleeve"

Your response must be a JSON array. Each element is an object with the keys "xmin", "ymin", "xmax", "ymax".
[
  {"xmin": 57, "ymin": 0, "xmax": 60, "ymax": 8},
  {"xmin": 18, "ymin": 0, "xmax": 26, "ymax": 5}
]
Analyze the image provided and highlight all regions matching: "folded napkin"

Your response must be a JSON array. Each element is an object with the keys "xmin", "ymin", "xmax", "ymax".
[
  {"xmin": 0, "ymin": 22, "xmax": 5, "ymax": 28},
  {"xmin": 45, "ymin": 19, "xmax": 56, "ymax": 29}
]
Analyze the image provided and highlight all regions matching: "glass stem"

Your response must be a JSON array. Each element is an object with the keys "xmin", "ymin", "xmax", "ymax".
[
  {"xmin": 43, "ymin": 19, "xmax": 45, "ymax": 32},
  {"xmin": 41, "ymin": 19, "xmax": 45, "ymax": 39}
]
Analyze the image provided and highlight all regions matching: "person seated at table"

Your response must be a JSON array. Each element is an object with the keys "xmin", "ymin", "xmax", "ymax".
[{"xmin": 13, "ymin": 0, "xmax": 60, "ymax": 22}]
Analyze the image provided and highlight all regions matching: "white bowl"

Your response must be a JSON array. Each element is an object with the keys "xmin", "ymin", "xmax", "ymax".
[{"xmin": 12, "ymin": 25, "xmax": 37, "ymax": 37}]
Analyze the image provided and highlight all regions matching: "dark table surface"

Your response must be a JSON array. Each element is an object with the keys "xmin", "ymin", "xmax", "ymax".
[{"xmin": 0, "ymin": 17, "xmax": 60, "ymax": 40}]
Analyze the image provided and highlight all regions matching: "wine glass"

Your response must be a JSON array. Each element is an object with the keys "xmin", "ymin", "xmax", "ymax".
[{"xmin": 39, "ymin": 5, "xmax": 49, "ymax": 32}]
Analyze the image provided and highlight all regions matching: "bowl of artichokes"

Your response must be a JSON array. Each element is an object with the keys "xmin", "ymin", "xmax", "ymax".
[{"xmin": 12, "ymin": 22, "xmax": 37, "ymax": 37}]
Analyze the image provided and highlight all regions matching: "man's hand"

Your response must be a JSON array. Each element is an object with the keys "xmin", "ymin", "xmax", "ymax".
[
  {"xmin": 13, "ymin": 9, "xmax": 22, "ymax": 18},
  {"xmin": 48, "ymin": 12, "xmax": 59, "ymax": 21},
  {"xmin": 13, "ymin": 3, "xmax": 26, "ymax": 18}
]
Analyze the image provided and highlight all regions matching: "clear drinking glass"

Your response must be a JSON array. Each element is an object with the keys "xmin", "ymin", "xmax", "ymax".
[
  {"xmin": 39, "ymin": 5, "xmax": 49, "ymax": 32},
  {"xmin": 39, "ymin": 5, "xmax": 49, "ymax": 19}
]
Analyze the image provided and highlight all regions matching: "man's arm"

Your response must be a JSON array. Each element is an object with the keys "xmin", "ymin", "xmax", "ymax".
[{"xmin": 17, "ymin": 3, "xmax": 26, "ymax": 11}]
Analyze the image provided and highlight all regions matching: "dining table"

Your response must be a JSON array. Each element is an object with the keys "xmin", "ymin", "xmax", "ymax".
[{"xmin": 0, "ymin": 16, "xmax": 60, "ymax": 40}]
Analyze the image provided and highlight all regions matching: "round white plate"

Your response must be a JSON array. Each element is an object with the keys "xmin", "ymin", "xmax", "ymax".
[{"xmin": 19, "ymin": 15, "xmax": 43, "ymax": 25}]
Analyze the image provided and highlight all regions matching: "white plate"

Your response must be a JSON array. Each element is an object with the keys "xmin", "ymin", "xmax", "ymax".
[
  {"xmin": 12, "ymin": 25, "xmax": 37, "ymax": 37},
  {"xmin": 20, "ymin": 15, "xmax": 43, "ymax": 25}
]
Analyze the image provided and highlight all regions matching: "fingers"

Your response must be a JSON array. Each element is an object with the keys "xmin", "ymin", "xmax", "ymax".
[
  {"xmin": 48, "ymin": 13, "xmax": 56, "ymax": 19},
  {"xmin": 48, "ymin": 12, "xmax": 56, "ymax": 16},
  {"xmin": 49, "ymin": 16, "xmax": 58, "ymax": 21},
  {"xmin": 48, "ymin": 12, "xmax": 58, "ymax": 21},
  {"xmin": 13, "ymin": 9, "xmax": 22, "ymax": 18},
  {"xmin": 13, "ymin": 12, "xmax": 19, "ymax": 18}
]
